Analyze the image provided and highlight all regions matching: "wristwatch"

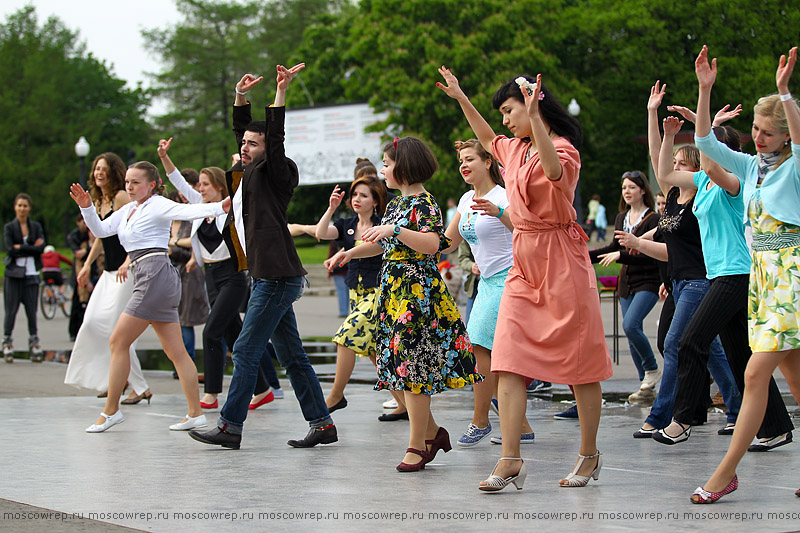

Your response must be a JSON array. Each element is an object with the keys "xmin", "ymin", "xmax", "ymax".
[{"xmin": 393, "ymin": 224, "xmax": 402, "ymax": 236}]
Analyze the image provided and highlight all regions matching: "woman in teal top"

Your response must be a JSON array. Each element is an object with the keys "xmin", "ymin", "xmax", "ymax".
[{"xmin": 689, "ymin": 45, "xmax": 800, "ymax": 504}]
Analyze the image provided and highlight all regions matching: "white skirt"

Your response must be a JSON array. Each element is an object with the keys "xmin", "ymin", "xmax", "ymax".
[{"xmin": 64, "ymin": 270, "xmax": 149, "ymax": 394}]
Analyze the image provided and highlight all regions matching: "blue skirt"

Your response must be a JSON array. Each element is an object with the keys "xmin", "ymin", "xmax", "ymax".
[{"xmin": 466, "ymin": 267, "xmax": 510, "ymax": 350}]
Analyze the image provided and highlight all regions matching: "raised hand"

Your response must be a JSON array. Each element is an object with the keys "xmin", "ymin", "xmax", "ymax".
[
  {"xmin": 648, "ymin": 81, "xmax": 667, "ymax": 111},
  {"xmin": 695, "ymin": 45, "xmax": 717, "ymax": 88},
  {"xmin": 436, "ymin": 66, "xmax": 466, "ymax": 100},
  {"xmin": 713, "ymin": 104, "xmax": 742, "ymax": 126},
  {"xmin": 523, "ymin": 73, "xmax": 543, "ymax": 118},
  {"xmin": 236, "ymin": 73, "xmax": 263, "ymax": 94},
  {"xmin": 69, "ymin": 183, "xmax": 92, "ymax": 208},
  {"xmin": 157, "ymin": 137, "xmax": 173, "ymax": 158},
  {"xmin": 328, "ymin": 185, "xmax": 345, "ymax": 210},
  {"xmin": 663, "ymin": 116, "xmax": 684, "ymax": 136},
  {"xmin": 776, "ymin": 46, "xmax": 797, "ymax": 93},
  {"xmin": 276, "ymin": 63, "xmax": 305, "ymax": 91},
  {"xmin": 667, "ymin": 105, "xmax": 697, "ymax": 124}
]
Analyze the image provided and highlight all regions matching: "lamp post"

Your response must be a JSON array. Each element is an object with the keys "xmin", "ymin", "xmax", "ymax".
[
  {"xmin": 568, "ymin": 98, "xmax": 580, "ymax": 117},
  {"xmin": 74, "ymin": 136, "xmax": 90, "ymax": 188}
]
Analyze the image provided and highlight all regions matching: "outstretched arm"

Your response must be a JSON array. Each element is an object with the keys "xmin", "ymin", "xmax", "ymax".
[
  {"xmin": 437, "ymin": 66, "xmax": 497, "ymax": 153},
  {"xmin": 158, "ymin": 138, "xmax": 203, "ymax": 204}
]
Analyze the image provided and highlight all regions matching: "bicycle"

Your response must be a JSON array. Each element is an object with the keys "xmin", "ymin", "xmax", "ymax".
[{"xmin": 40, "ymin": 270, "xmax": 73, "ymax": 320}]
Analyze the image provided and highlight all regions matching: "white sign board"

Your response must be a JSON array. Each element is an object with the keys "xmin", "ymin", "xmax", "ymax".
[{"xmin": 285, "ymin": 103, "xmax": 388, "ymax": 186}]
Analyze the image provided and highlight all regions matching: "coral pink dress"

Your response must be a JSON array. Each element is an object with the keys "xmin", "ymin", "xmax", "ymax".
[{"xmin": 491, "ymin": 135, "xmax": 612, "ymax": 384}]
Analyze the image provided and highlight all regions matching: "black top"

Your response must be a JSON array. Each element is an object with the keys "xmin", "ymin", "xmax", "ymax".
[
  {"xmin": 3, "ymin": 218, "xmax": 45, "ymax": 271},
  {"xmin": 590, "ymin": 208, "xmax": 660, "ymax": 298},
  {"xmin": 656, "ymin": 187, "xmax": 706, "ymax": 282},
  {"xmin": 198, "ymin": 218, "xmax": 224, "ymax": 255},
  {"xmin": 333, "ymin": 215, "xmax": 383, "ymax": 289},
  {"xmin": 99, "ymin": 208, "xmax": 127, "ymax": 272},
  {"xmin": 222, "ymin": 104, "xmax": 307, "ymax": 278}
]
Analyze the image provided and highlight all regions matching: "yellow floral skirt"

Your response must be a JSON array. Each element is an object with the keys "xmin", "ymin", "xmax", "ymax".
[{"xmin": 332, "ymin": 283, "xmax": 379, "ymax": 358}]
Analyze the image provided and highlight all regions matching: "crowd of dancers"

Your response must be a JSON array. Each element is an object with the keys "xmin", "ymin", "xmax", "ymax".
[{"xmin": 33, "ymin": 45, "xmax": 798, "ymax": 501}]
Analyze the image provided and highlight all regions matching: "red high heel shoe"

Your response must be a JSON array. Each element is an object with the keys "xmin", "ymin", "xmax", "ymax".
[{"xmin": 424, "ymin": 427, "xmax": 452, "ymax": 464}]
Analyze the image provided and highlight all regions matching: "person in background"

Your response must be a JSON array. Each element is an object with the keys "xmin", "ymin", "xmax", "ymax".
[
  {"xmin": 3, "ymin": 193, "xmax": 45, "ymax": 362},
  {"xmin": 66, "ymin": 214, "xmax": 92, "ymax": 341},
  {"xmin": 40, "ymin": 245, "xmax": 72, "ymax": 296},
  {"xmin": 586, "ymin": 194, "xmax": 600, "ymax": 238}
]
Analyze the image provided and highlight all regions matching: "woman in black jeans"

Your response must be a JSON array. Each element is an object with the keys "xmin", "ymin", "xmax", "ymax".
[
  {"xmin": 3, "ymin": 193, "xmax": 45, "ymax": 362},
  {"xmin": 159, "ymin": 140, "xmax": 280, "ymax": 410}
]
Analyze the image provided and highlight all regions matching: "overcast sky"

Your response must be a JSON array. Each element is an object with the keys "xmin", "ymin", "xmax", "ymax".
[{"xmin": 1, "ymin": 0, "xmax": 183, "ymax": 115}]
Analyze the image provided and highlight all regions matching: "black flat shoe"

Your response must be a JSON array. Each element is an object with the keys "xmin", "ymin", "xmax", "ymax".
[
  {"xmin": 378, "ymin": 412, "xmax": 409, "ymax": 422},
  {"xmin": 189, "ymin": 427, "xmax": 241, "ymax": 449},
  {"xmin": 653, "ymin": 423, "xmax": 691, "ymax": 445},
  {"xmin": 328, "ymin": 396, "xmax": 348, "ymax": 414},
  {"xmin": 717, "ymin": 424, "xmax": 735, "ymax": 436},
  {"xmin": 748, "ymin": 431, "xmax": 792, "ymax": 452},
  {"xmin": 633, "ymin": 426, "xmax": 658, "ymax": 439},
  {"xmin": 287, "ymin": 424, "xmax": 338, "ymax": 448}
]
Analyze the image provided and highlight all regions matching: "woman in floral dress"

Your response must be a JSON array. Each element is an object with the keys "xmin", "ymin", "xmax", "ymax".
[
  {"xmin": 690, "ymin": 45, "xmax": 800, "ymax": 503},
  {"xmin": 328, "ymin": 136, "xmax": 482, "ymax": 472}
]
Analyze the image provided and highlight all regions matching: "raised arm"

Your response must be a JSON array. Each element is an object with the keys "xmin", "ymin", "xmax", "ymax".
[
  {"xmin": 274, "ymin": 63, "xmax": 304, "ymax": 107},
  {"xmin": 158, "ymin": 138, "xmax": 203, "ymax": 204},
  {"xmin": 437, "ymin": 66, "xmax": 497, "ymax": 154},
  {"xmin": 776, "ymin": 46, "xmax": 800, "ymax": 172},
  {"xmin": 524, "ymin": 73, "xmax": 562, "ymax": 180},
  {"xmin": 658, "ymin": 117, "xmax": 699, "ymax": 190},
  {"xmin": 647, "ymin": 80, "xmax": 667, "ymax": 182},
  {"xmin": 694, "ymin": 45, "xmax": 716, "ymax": 140},
  {"xmin": 70, "ymin": 183, "xmax": 122, "ymax": 239},
  {"xmin": 315, "ymin": 186, "xmax": 345, "ymax": 240}
]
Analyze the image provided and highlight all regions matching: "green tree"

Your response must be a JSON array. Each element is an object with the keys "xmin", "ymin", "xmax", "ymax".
[{"xmin": 0, "ymin": 7, "xmax": 149, "ymax": 244}]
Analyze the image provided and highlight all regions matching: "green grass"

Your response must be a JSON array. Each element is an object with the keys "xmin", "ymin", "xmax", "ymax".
[{"xmin": 294, "ymin": 237, "xmax": 331, "ymax": 265}]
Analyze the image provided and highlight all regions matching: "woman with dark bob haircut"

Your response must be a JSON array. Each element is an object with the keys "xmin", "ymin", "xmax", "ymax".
[{"xmin": 438, "ymin": 67, "xmax": 612, "ymax": 491}]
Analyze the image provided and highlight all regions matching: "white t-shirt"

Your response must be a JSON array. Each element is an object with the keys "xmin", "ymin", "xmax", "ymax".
[{"xmin": 457, "ymin": 185, "xmax": 513, "ymax": 278}]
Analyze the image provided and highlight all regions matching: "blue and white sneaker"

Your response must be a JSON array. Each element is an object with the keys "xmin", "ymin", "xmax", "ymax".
[
  {"xmin": 489, "ymin": 431, "xmax": 535, "ymax": 445},
  {"xmin": 457, "ymin": 423, "xmax": 492, "ymax": 447},
  {"xmin": 527, "ymin": 379, "xmax": 552, "ymax": 393},
  {"xmin": 272, "ymin": 388, "xmax": 285, "ymax": 400},
  {"xmin": 489, "ymin": 398, "xmax": 499, "ymax": 416},
  {"xmin": 554, "ymin": 404, "xmax": 579, "ymax": 419}
]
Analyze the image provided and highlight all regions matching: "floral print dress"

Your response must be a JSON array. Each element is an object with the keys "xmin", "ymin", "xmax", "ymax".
[
  {"xmin": 748, "ymin": 197, "xmax": 800, "ymax": 352},
  {"xmin": 374, "ymin": 192, "xmax": 482, "ymax": 394}
]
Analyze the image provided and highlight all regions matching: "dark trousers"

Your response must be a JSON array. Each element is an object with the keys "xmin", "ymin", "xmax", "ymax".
[
  {"xmin": 3, "ymin": 276, "xmax": 38, "ymax": 338},
  {"xmin": 203, "ymin": 260, "xmax": 249, "ymax": 394},
  {"xmin": 673, "ymin": 274, "xmax": 793, "ymax": 437},
  {"xmin": 657, "ymin": 292, "xmax": 710, "ymax": 423},
  {"xmin": 68, "ymin": 286, "xmax": 87, "ymax": 339}
]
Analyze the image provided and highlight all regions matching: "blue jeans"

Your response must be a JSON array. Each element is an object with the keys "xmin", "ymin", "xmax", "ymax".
[
  {"xmin": 181, "ymin": 326, "xmax": 195, "ymax": 360},
  {"xmin": 620, "ymin": 290, "xmax": 659, "ymax": 380},
  {"xmin": 646, "ymin": 279, "xmax": 741, "ymax": 428},
  {"xmin": 219, "ymin": 277, "xmax": 331, "ymax": 434},
  {"xmin": 333, "ymin": 273, "xmax": 349, "ymax": 316}
]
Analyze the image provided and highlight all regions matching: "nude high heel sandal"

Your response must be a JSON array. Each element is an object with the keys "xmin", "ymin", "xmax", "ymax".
[
  {"xmin": 479, "ymin": 458, "xmax": 527, "ymax": 492},
  {"xmin": 559, "ymin": 451, "xmax": 602, "ymax": 487}
]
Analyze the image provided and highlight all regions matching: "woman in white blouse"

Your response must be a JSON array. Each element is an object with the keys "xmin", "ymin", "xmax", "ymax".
[{"xmin": 70, "ymin": 161, "xmax": 230, "ymax": 433}]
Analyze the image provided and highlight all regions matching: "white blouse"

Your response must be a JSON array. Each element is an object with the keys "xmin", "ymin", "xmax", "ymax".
[
  {"xmin": 166, "ymin": 169, "xmax": 230, "ymax": 264},
  {"xmin": 80, "ymin": 195, "xmax": 225, "ymax": 252}
]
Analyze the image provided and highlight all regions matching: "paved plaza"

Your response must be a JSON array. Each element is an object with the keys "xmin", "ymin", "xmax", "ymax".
[{"xmin": 1, "ymin": 281, "xmax": 798, "ymax": 532}]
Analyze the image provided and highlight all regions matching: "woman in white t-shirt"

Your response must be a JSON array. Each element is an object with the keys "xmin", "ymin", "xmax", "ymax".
[{"xmin": 444, "ymin": 139, "xmax": 534, "ymax": 447}]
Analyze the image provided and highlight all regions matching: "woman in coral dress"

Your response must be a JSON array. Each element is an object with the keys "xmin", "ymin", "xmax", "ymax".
[{"xmin": 438, "ymin": 68, "xmax": 612, "ymax": 491}]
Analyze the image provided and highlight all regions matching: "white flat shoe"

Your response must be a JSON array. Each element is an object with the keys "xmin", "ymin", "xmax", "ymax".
[
  {"xmin": 86, "ymin": 411, "xmax": 124, "ymax": 433},
  {"xmin": 169, "ymin": 414, "xmax": 207, "ymax": 431},
  {"xmin": 383, "ymin": 398, "xmax": 398, "ymax": 409}
]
